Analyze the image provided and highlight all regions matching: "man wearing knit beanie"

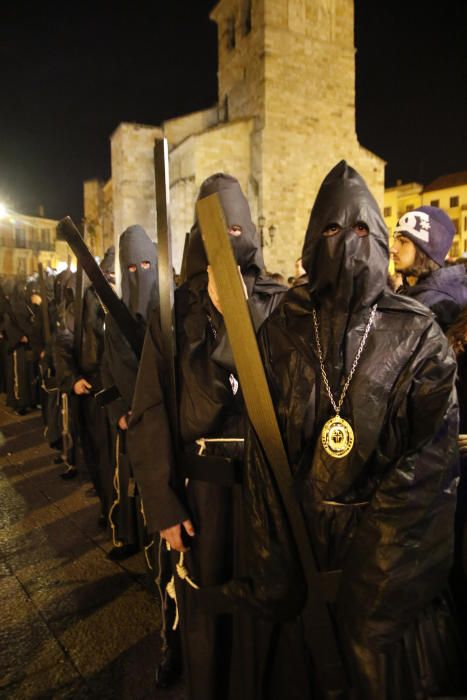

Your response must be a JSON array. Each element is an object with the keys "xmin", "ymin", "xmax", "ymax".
[{"xmin": 391, "ymin": 205, "xmax": 467, "ymax": 330}]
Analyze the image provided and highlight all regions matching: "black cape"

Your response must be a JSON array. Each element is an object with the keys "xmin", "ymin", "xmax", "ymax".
[
  {"xmin": 128, "ymin": 173, "xmax": 286, "ymax": 700},
  {"xmin": 220, "ymin": 162, "xmax": 465, "ymax": 699}
]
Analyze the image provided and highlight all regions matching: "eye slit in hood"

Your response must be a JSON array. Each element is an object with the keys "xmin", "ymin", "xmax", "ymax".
[
  {"xmin": 301, "ymin": 160, "xmax": 389, "ymax": 313},
  {"xmin": 119, "ymin": 225, "xmax": 158, "ymax": 321},
  {"xmin": 186, "ymin": 173, "xmax": 264, "ymax": 281}
]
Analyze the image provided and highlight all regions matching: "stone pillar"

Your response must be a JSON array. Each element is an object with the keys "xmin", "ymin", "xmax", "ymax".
[{"xmin": 111, "ymin": 122, "xmax": 163, "ymax": 244}]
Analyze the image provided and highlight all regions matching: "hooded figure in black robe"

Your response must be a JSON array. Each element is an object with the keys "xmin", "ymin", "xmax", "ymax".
[
  {"xmin": 0, "ymin": 280, "xmax": 12, "ymax": 394},
  {"xmin": 4, "ymin": 279, "xmax": 42, "ymax": 413},
  {"xmin": 54, "ymin": 255, "xmax": 113, "ymax": 503},
  {"xmin": 40, "ymin": 269, "xmax": 73, "ymax": 456},
  {"xmin": 127, "ymin": 173, "xmax": 287, "ymax": 700},
  {"xmin": 222, "ymin": 161, "xmax": 465, "ymax": 699},
  {"xmin": 101, "ymin": 228, "xmax": 157, "ymax": 558}
]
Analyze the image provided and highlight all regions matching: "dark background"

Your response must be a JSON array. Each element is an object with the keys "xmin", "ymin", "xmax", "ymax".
[{"xmin": 1, "ymin": 1, "xmax": 466, "ymax": 222}]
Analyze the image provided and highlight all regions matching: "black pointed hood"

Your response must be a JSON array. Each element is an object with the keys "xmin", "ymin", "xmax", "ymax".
[
  {"xmin": 186, "ymin": 173, "xmax": 264, "ymax": 281},
  {"xmin": 100, "ymin": 245, "xmax": 115, "ymax": 277},
  {"xmin": 119, "ymin": 225, "xmax": 158, "ymax": 321},
  {"xmin": 302, "ymin": 161, "xmax": 389, "ymax": 314},
  {"xmin": 54, "ymin": 269, "xmax": 74, "ymax": 306}
]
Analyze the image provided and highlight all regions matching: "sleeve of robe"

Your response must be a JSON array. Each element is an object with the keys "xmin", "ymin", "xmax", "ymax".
[
  {"xmin": 127, "ymin": 307, "xmax": 189, "ymax": 535},
  {"xmin": 4, "ymin": 312, "xmax": 24, "ymax": 349},
  {"xmin": 53, "ymin": 326, "xmax": 79, "ymax": 394},
  {"xmin": 336, "ymin": 320, "xmax": 459, "ymax": 649},
  {"xmin": 100, "ymin": 333, "xmax": 130, "ymax": 428}
]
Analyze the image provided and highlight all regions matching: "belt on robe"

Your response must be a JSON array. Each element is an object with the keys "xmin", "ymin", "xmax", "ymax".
[{"xmin": 182, "ymin": 437, "xmax": 244, "ymax": 486}]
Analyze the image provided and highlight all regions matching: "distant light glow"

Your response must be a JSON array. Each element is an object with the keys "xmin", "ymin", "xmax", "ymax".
[
  {"xmin": 56, "ymin": 261, "xmax": 77, "ymax": 273},
  {"xmin": 0, "ymin": 203, "xmax": 7, "ymax": 219}
]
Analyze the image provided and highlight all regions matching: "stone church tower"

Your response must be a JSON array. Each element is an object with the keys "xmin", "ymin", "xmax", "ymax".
[
  {"xmin": 225, "ymin": 0, "xmax": 385, "ymax": 267},
  {"xmin": 87, "ymin": 0, "xmax": 384, "ymax": 275}
]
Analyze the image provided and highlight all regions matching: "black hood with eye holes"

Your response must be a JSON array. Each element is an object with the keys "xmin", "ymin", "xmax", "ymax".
[
  {"xmin": 119, "ymin": 225, "xmax": 158, "ymax": 321},
  {"xmin": 301, "ymin": 161, "xmax": 390, "ymax": 389},
  {"xmin": 186, "ymin": 173, "xmax": 264, "ymax": 280},
  {"xmin": 54, "ymin": 269, "xmax": 74, "ymax": 306},
  {"xmin": 100, "ymin": 245, "xmax": 115, "ymax": 276},
  {"xmin": 302, "ymin": 161, "xmax": 389, "ymax": 314}
]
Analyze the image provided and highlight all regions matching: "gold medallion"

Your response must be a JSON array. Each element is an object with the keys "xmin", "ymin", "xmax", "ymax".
[{"xmin": 321, "ymin": 415, "xmax": 354, "ymax": 459}]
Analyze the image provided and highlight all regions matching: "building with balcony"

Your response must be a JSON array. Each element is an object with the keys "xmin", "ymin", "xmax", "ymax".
[{"xmin": 0, "ymin": 208, "xmax": 74, "ymax": 279}]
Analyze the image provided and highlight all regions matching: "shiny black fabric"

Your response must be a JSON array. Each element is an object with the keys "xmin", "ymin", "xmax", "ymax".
[
  {"xmin": 119, "ymin": 225, "xmax": 157, "ymax": 321},
  {"xmin": 128, "ymin": 173, "xmax": 286, "ymax": 700},
  {"xmin": 186, "ymin": 173, "xmax": 265, "ymax": 279},
  {"xmin": 225, "ymin": 162, "xmax": 466, "ymax": 698},
  {"xmin": 102, "ymin": 235, "xmax": 157, "ymax": 547},
  {"xmin": 100, "ymin": 245, "xmax": 115, "ymax": 276}
]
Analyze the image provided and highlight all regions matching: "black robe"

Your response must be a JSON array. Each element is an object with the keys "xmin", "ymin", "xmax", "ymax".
[
  {"xmin": 129, "ymin": 276, "xmax": 285, "ymax": 698},
  {"xmin": 101, "ymin": 315, "xmax": 143, "ymax": 547},
  {"xmin": 4, "ymin": 285, "xmax": 41, "ymax": 411},
  {"xmin": 220, "ymin": 162, "xmax": 466, "ymax": 699},
  {"xmin": 128, "ymin": 172, "xmax": 286, "ymax": 700},
  {"xmin": 54, "ymin": 284, "xmax": 112, "ymax": 509},
  {"xmin": 102, "ymin": 226, "xmax": 157, "ymax": 549}
]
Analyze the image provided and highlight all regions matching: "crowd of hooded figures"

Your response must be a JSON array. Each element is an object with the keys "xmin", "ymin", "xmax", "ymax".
[{"xmin": 3, "ymin": 163, "xmax": 467, "ymax": 699}]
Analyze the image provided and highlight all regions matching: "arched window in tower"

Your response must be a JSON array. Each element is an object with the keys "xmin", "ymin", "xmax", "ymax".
[
  {"xmin": 242, "ymin": 0, "xmax": 252, "ymax": 35},
  {"xmin": 226, "ymin": 16, "xmax": 236, "ymax": 50}
]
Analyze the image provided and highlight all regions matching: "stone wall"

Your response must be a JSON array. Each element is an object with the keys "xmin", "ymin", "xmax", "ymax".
[
  {"xmin": 110, "ymin": 123, "xmax": 163, "ymax": 244},
  {"xmin": 210, "ymin": 0, "xmax": 384, "ymax": 276},
  {"xmin": 83, "ymin": 179, "xmax": 114, "ymax": 259},
  {"xmin": 100, "ymin": 0, "xmax": 386, "ymax": 278},
  {"xmin": 167, "ymin": 118, "xmax": 255, "ymax": 270}
]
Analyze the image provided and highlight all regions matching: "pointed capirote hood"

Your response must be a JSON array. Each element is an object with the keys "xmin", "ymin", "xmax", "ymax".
[
  {"xmin": 186, "ymin": 173, "xmax": 264, "ymax": 281},
  {"xmin": 54, "ymin": 269, "xmax": 74, "ymax": 306},
  {"xmin": 301, "ymin": 160, "xmax": 389, "ymax": 315},
  {"xmin": 100, "ymin": 245, "xmax": 115, "ymax": 275},
  {"xmin": 119, "ymin": 225, "xmax": 158, "ymax": 321}
]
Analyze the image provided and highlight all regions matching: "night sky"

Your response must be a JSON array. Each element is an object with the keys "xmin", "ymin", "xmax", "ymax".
[{"xmin": 1, "ymin": 1, "xmax": 466, "ymax": 223}]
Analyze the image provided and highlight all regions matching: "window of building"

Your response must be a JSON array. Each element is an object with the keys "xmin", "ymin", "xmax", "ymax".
[
  {"xmin": 464, "ymin": 215, "xmax": 467, "ymax": 231},
  {"xmin": 450, "ymin": 196, "xmax": 459, "ymax": 208},
  {"xmin": 451, "ymin": 242, "xmax": 460, "ymax": 258},
  {"xmin": 430, "ymin": 199, "xmax": 439, "ymax": 207},
  {"xmin": 41, "ymin": 228, "xmax": 51, "ymax": 247},
  {"xmin": 17, "ymin": 257, "xmax": 26, "ymax": 274},
  {"xmin": 15, "ymin": 228, "xmax": 26, "ymax": 248},
  {"xmin": 406, "ymin": 204, "xmax": 414, "ymax": 212},
  {"xmin": 464, "ymin": 240, "xmax": 467, "ymax": 253},
  {"xmin": 383, "ymin": 206, "xmax": 392, "ymax": 217},
  {"xmin": 452, "ymin": 219, "xmax": 459, "ymax": 234},
  {"xmin": 242, "ymin": 0, "xmax": 252, "ymax": 35},
  {"xmin": 226, "ymin": 17, "xmax": 236, "ymax": 50}
]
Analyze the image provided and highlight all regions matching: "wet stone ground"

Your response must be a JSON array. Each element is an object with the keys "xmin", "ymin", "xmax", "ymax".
[{"xmin": 0, "ymin": 400, "xmax": 185, "ymax": 699}]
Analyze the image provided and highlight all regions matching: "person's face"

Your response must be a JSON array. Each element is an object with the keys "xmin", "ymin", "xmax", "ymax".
[{"xmin": 390, "ymin": 234, "xmax": 417, "ymax": 272}]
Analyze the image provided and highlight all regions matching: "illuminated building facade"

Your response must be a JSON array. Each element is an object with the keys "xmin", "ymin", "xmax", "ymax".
[
  {"xmin": 384, "ymin": 171, "xmax": 467, "ymax": 259},
  {"xmin": 0, "ymin": 208, "xmax": 74, "ymax": 279}
]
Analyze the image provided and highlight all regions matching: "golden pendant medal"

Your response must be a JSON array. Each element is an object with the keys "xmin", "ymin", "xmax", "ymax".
[
  {"xmin": 312, "ymin": 305, "xmax": 377, "ymax": 460},
  {"xmin": 321, "ymin": 415, "xmax": 354, "ymax": 459}
]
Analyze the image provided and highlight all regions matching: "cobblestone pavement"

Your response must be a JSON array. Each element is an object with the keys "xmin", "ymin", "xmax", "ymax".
[{"xmin": 0, "ymin": 401, "xmax": 185, "ymax": 699}]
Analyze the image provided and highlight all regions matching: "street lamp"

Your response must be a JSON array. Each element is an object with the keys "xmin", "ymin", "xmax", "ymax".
[
  {"xmin": 268, "ymin": 224, "xmax": 276, "ymax": 246},
  {"xmin": 0, "ymin": 203, "xmax": 7, "ymax": 220}
]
